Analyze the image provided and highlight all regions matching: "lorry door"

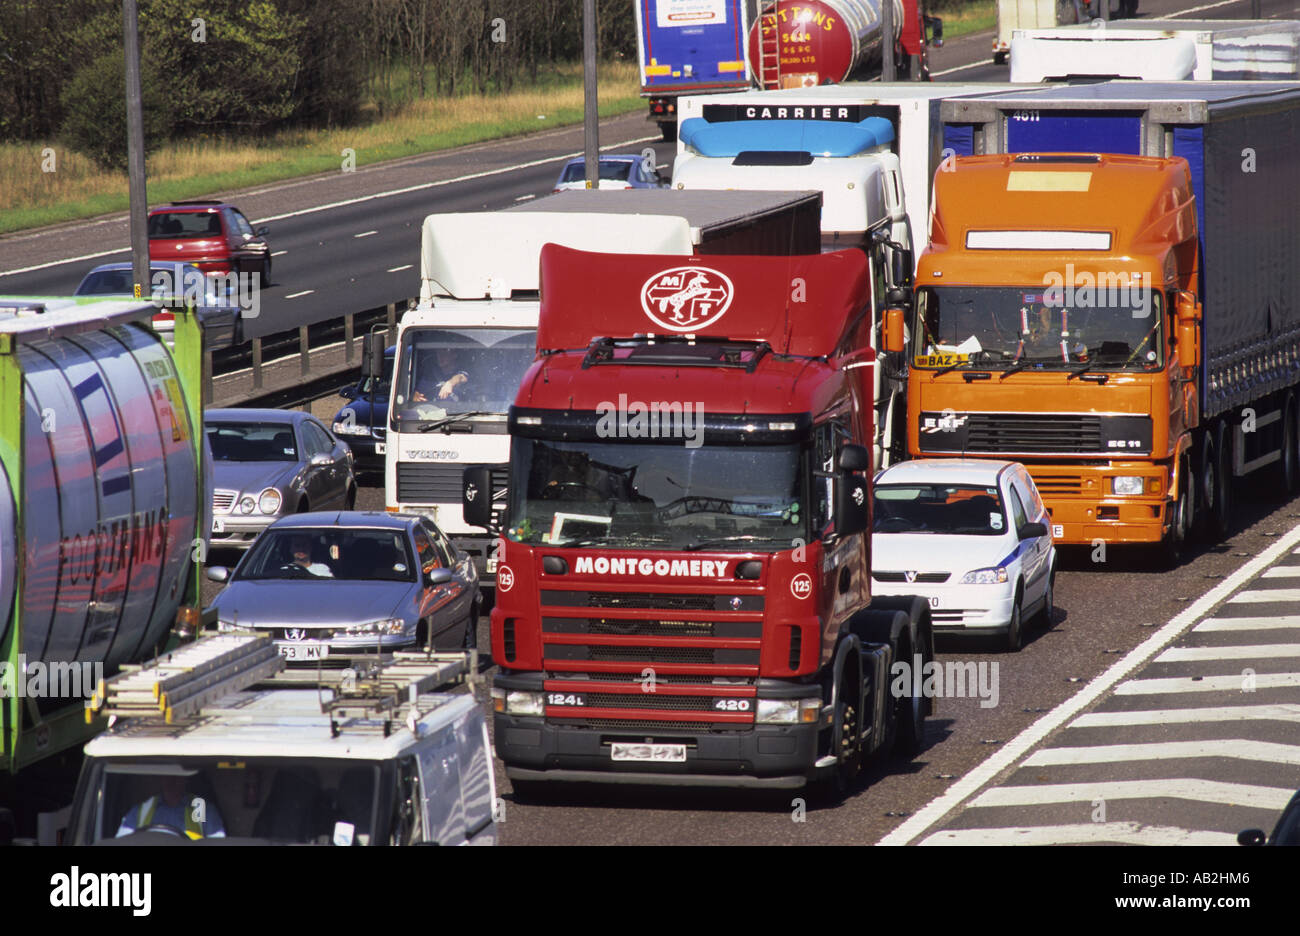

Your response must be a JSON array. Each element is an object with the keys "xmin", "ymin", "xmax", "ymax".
[{"xmin": 416, "ymin": 723, "xmax": 467, "ymax": 845}]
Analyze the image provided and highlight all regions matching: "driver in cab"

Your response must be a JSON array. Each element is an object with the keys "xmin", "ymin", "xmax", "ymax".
[
  {"xmin": 412, "ymin": 347, "xmax": 468, "ymax": 403},
  {"xmin": 286, "ymin": 534, "xmax": 332, "ymax": 577},
  {"xmin": 116, "ymin": 775, "xmax": 226, "ymax": 839}
]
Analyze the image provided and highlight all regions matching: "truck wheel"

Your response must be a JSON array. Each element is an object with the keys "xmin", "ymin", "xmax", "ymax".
[
  {"xmin": 1211, "ymin": 421, "xmax": 1234, "ymax": 540},
  {"xmin": 1160, "ymin": 454, "xmax": 1192, "ymax": 567},
  {"xmin": 893, "ymin": 639, "xmax": 927, "ymax": 755},
  {"xmin": 508, "ymin": 779, "xmax": 550, "ymax": 803},
  {"xmin": 660, "ymin": 122, "xmax": 676, "ymax": 143},
  {"xmin": 1274, "ymin": 396, "xmax": 1299, "ymax": 495},
  {"xmin": 993, "ymin": 51, "xmax": 1008, "ymax": 66},
  {"xmin": 1004, "ymin": 586, "xmax": 1024, "ymax": 652}
]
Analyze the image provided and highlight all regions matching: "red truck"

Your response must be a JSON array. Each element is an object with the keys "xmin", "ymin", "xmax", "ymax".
[{"xmin": 461, "ymin": 245, "xmax": 933, "ymax": 793}]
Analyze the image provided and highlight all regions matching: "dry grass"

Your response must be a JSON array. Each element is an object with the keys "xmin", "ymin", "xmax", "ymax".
[{"xmin": 0, "ymin": 62, "xmax": 642, "ymax": 235}]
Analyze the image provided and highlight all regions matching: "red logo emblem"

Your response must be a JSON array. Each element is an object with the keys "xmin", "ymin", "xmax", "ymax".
[
  {"xmin": 790, "ymin": 573, "xmax": 812, "ymax": 600},
  {"xmin": 640, "ymin": 266, "xmax": 734, "ymax": 333},
  {"xmin": 497, "ymin": 564, "xmax": 515, "ymax": 592}
]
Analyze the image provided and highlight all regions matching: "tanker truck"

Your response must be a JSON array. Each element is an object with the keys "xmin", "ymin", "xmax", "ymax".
[
  {"xmin": 0, "ymin": 296, "xmax": 206, "ymax": 842},
  {"xmin": 636, "ymin": 0, "xmax": 942, "ymax": 140}
]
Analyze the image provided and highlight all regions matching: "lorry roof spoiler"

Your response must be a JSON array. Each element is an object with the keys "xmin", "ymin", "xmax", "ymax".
[
  {"xmin": 680, "ymin": 116, "xmax": 895, "ymax": 158},
  {"xmin": 537, "ymin": 245, "xmax": 870, "ymax": 358}
]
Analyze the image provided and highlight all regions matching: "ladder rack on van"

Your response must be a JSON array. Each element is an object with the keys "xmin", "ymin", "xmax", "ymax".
[
  {"xmin": 320, "ymin": 649, "xmax": 477, "ymax": 738},
  {"xmin": 86, "ymin": 633, "xmax": 284, "ymax": 724}
]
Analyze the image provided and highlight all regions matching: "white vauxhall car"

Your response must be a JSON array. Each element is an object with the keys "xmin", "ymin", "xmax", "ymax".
[{"xmin": 870, "ymin": 459, "xmax": 1055, "ymax": 651}]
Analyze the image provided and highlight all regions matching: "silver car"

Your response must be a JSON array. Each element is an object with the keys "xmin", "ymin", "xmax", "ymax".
[
  {"xmin": 206, "ymin": 512, "xmax": 481, "ymax": 661},
  {"xmin": 206, "ymin": 408, "xmax": 356, "ymax": 550}
]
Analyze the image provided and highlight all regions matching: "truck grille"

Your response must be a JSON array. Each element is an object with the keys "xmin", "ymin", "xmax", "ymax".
[
  {"xmin": 965, "ymin": 413, "xmax": 1101, "ymax": 453},
  {"xmin": 396, "ymin": 462, "xmax": 507, "ymax": 507},
  {"xmin": 543, "ymin": 590, "xmax": 716, "ymax": 611},
  {"xmin": 580, "ymin": 692, "xmax": 720, "ymax": 712},
  {"xmin": 1031, "ymin": 474, "xmax": 1085, "ymax": 496},
  {"xmin": 543, "ymin": 617, "xmax": 763, "ymax": 639},
  {"xmin": 545, "ymin": 644, "xmax": 758, "ymax": 665}
]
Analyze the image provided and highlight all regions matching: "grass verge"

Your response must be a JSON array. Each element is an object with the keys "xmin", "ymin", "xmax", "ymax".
[
  {"xmin": 0, "ymin": 62, "xmax": 643, "ymax": 236},
  {"xmin": 936, "ymin": 0, "xmax": 998, "ymax": 41}
]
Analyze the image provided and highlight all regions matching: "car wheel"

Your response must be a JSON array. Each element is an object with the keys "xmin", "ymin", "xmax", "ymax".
[
  {"xmin": 1035, "ymin": 566, "xmax": 1055, "ymax": 629},
  {"xmin": 344, "ymin": 485, "xmax": 356, "ymax": 510},
  {"xmin": 297, "ymin": 498, "xmax": 309, "ymax": 514},
  {"xmin": 462, "ymin": 612, "xmax": 478, "ymax": 651},
  {"xmin": 261, "ymin": 256, "xmax": 272, "ymax": 287},
  {"xmin": 1004, "ymin": 586, "xmax": 1024, "ymax": 652}
]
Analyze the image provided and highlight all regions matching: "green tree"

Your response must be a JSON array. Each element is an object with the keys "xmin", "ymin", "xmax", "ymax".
[{"xmin": 58, "ymin": 49, "xmax": 172, "ymax": 171}]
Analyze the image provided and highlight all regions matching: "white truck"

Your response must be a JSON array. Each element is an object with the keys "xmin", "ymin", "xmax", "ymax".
[
  {"xmin": 1010, "ymin": 19, "xmax": 1300, "ymax": 82},
  {"xmin": 65, "ymin": 635, "xmax": 495, "ymax": 846},
  {"xmin": 671, "ymin": 83, "xmax": 1020, "ymax": 466},
  {"xmin": 385, "ymin": 190, "xmax": 824, "ymax": 591},
  {"xmin": 993, "ymin": 0, "xmax": 1089, "ymax": 65}
]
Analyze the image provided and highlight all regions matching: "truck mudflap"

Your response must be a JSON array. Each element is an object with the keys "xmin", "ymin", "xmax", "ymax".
[{"xmin": 493, "ymin": 673, "xmax": 823, "ymax": 787}]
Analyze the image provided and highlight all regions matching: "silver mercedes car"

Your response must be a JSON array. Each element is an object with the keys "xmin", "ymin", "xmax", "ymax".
[
  {"xmin": 206, "ymin": 512, "xmax": 481, "ymax": 660},
  {"xmin": 206, "ymin": 408, "xmax": 356, "ymax": 550}
]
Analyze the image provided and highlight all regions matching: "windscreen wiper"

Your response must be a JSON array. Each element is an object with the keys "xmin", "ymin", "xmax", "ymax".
[
  {"xmin": 683, "ymin": 534, "xmax": 789, "ymax": 552},
  {"xmin": 998, "ymin": 361, "xmax": 1027, "ymax": 380},
  {"xmin": 417, "ymin": 411, "xmax": 493, "ymax": 433}
]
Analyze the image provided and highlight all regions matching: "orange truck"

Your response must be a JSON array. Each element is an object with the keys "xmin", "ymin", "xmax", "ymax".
[{"xmin": 895, "ymin": 82, "xmax": 1300, "ymax": 557}]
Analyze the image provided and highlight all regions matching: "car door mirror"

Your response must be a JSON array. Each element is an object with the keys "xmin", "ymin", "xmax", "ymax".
[
  {"xmin": 1018, "ymin": 521, "xmax": 1047, "ymax": 540},
  {"xmin": 310, "ymin": 452, "xmax": 334, "ymax": 467},
  {"xmin": 339, "ymin": 385, "xmax": 358, "ymax": 400},
  {"xmin": 206, "ymin": 567, "xmax": 229, "ymax": 583},
  {"xmin": 425, "ymin": 567, "xmax": 453, "ymax": 587}
]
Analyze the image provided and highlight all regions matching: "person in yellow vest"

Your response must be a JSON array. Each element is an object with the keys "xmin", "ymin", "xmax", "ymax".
[{"xmin": 116, "ymin": 775, "xmax": 226, "ymax": 839}]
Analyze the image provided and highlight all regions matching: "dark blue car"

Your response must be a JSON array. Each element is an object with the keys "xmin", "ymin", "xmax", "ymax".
[{"xmin": 332, "ymin": 346, "xmax": 394, "ymax": 471}]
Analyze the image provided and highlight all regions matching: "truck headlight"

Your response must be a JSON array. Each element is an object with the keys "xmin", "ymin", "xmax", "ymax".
[
  {"xmin": 961, "ymin": 566, "xmax": 1008, "ymax": 585},
  {"xmin": 1112, "ymin": 476, "xmax": 1144, "ymax": 495},
  {"xmin": 258, "ymin": 488, "xmax": 282, "ymax": 514},
  {"xmin": 238, "ymin": 496, "xmax": 256, "ymax": 514},
  {"xmin": 491, "ymin": 688, "xmax": 544, "ymax": 716},
  {"xmin": 756, "ymin": 698, "xmax": 822, "ymax": 725},
  {"xmin": 345, "ymin": 618, "xmax": 407, "ymax": 635},
  {"xmin": 333, "ymin": 420, "xmax": 370, "ymax": 436}
]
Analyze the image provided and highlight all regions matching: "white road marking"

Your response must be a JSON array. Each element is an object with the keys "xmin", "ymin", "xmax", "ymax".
[
  {"xmin": 969, "ymin": 779, "xmax": 1293, "ymax": 810},
  {"xmin": 931, "ymin": 60, "xmax": 992, "ymax": 78},
  {"xmin": 271, "ymin": 250, "xmax": 288, "ymax": 257},
  {"xmin": 284, "ymin": 290, "xmax": 314, "ymax": 299},
  {"xmin": 1195, "ymin": 615, "xmax": 1300, "ymax": 632},
  {"xmin": 1072, "ymin": 704, "xmax": 1300, "ymax": 727},
  {"xmin": 1229, "ymin": 588, "xmax": 1300, "ymax": 603},
  {"xmin": 1023, "ymin": 739, "xmax": 1300, "ymax": 767},
  {"xmin": 876, "ymin": 519, "xmax": 1300, "ymax": 846},
  {"xmin": 514, "ymin": 194, "xmax": 536, "ymax": 202},
  {"xmin": 1116, "ymin": 672, "xmax": 1300, "ymax": 695},
  {"xmin": 353, "ymin": 230, "xmax": 378, "ymax": 238},
  {"xmin": 1, "ymin": 133, "xmax": 660, "ymax": 277},
  {"xmin": 920, "ymin": 823, "xmax": 1237, "ymax": 846},
  {"xmin": 1156, "ymin": 643, "xmax": 1300, "ymax": 663},
  {"xmin": 386, "ymin": 265, "xmax": 413, "ymax": 273},
  {"xmin": 1261, "ymin": 566, "xmax": 1300, "ymax": 578},
  {"xmin": 1168, "ymin": 0, "xmax": 1246, "ymax": 17}
]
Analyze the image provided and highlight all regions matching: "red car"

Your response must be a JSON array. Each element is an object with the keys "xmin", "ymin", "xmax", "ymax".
[{"xmin": 147, "ymin": 201, "xmax": 272, "ymax": 283}]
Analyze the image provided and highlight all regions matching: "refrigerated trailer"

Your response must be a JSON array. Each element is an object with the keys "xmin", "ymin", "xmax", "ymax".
[{"xmin": 913, "ymin": 82, "xmax": 1300, "ymax": 553}]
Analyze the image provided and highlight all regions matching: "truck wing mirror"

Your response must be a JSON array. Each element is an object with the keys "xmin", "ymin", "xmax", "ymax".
[
  {"xmin": 1175, "ymin": 291, "xmax": 1201, "ymax": 371},
  {"xmin": 462, "ymin": 466, "xmax": 496, "ymax": 530},
  {"xmin": 838, "ymin": 443, "xmax": 872, "ymax": 473},
  {"xmin": 883, "ymin": 306, "xmax": 906, "ymax": 354},
  {"xmin": 835, "ymin": 475, "xmax": 869, "ymax": 538},
  {"xmin": 361, "ymin": 333, "xmax": 384, "ymax": 379}
]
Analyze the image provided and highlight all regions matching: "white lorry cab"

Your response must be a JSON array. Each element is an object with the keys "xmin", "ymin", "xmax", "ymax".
[{"xmin": 66, "ymin": 635, "xmax": 495, "ymax": 845}]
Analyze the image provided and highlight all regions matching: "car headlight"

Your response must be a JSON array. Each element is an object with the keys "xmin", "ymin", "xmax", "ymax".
[
  {"xmin": 238, "ymin": 496, "xmax": 256, "ymax": 514},
  {"xmin": 755, "ymin": 698, "xmax": 822, "ymax": 725},
  {"xmin": 258, "ymin": 488, "xmax": 282, "ymax": 514},
  {"xmin": 961, "ymin": 566, "xmax": 1008, "ymax": 585},
  {"xmin": 332, "ymin": 420, "xmax": 370, "ymax": 436},
  {"xmin": 344, "ymin": 618, "xmax": 407, "ymax": 636},
  {"xmin": 491, "ymin": 688, "xmax": 545, "ymax": 716},
  {"xmin": 1112, "ymin": 476, "xmax": 1144, "ymax": 496}
]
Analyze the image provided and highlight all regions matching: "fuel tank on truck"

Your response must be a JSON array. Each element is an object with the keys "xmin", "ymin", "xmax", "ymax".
[
  {"xmin": 749, "ymin": 0, "xmax": 901, "ymax": 88},
  {"xmin": 0, "ymin": 298, "xmax": 200, "ymax": 686}
]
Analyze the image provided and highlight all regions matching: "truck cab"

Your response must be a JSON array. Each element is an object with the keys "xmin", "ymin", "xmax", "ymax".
[{"xmin": 463, "ymin": 245, "xmax": 933, "ymax": 792}]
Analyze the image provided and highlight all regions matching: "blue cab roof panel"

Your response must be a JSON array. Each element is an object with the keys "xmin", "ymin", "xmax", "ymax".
[{"xmin": 680, "ymin": 116, "xmax": 896, "ymax": 158}]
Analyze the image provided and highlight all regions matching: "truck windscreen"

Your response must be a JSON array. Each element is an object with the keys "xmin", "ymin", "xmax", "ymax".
[
  {"xmin": 913, "ymin": 286, "xmax": 1163, "ymax": 371},
  {"xmin": 506, "ymin": 439, "xmax": 809, "ymax": 550},
  {"xmin": 392, "ymin": 327, "xmax": 535, "ymax": 428}
]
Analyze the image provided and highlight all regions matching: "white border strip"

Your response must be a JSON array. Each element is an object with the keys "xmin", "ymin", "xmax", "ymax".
[{"xmin": 877, "ymin": 518, "xmax": 1300, "ymax": 846}]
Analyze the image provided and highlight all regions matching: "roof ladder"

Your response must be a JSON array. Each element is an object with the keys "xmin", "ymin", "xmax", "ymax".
[
  {"xmin": 86, "ymin": 634, "xmax": 284, "ymax": 724},
  {"xmin": 756, "ymin": 1, "xmax": 781, "ymax": 90},
  {"xmin": 321, "ymin": 650, "xmax": 475, "ymax": 738}
]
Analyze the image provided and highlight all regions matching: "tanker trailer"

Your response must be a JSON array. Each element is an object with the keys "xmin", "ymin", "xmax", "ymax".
[
  {"xmin": 0, "ymin": 296, "xmax": 206, "ymax": 841},
  {"xmin": 748, "ymin": 0, "xmax": 942, "ymax": 88}
]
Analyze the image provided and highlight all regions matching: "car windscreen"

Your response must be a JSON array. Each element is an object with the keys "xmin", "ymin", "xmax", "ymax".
[
  {"xmin": 391, "ymin": 327, "xmax": 536, "ymax": 427},
  {"xmin": 90, "ymin": 759, "xmax": 380, "ymax": 845},
  {"xmin": 148, "ymin": 211, "xmax": 223, "ymax": 239},
  {"xmin": 874, "ymin": 483, "xmax": 1008, "ymax": 536},
  {"xmin": 75, "ymin": 270, "xmax": 134, "ymax": 295},
  {"xmin": 206, "ymin": 422, "xmax": 298, "ymax": 461},
  {"xmin": 560, "ymin": 160, "xmax": 633, "ymax": 182},
  {"xmin": 235, "ymin": 527, "xmax": 416, "ymax": 582}
]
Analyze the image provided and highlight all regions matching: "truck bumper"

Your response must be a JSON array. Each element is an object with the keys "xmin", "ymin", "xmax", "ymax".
[
  {"xmin": 1024, "ymin": 462, "xmax": 1172, "ymax": 545},
  {"xmin": 493, "ymin": 674, "xmax": 823, "ymax": 788}
]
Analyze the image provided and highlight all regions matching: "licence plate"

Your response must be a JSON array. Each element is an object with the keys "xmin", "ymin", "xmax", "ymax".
[
  {"xmin": 375, "ymin": 442, "xmax": 386, "ymax": 455},
  {"xmin": 212, "ymin": 518, "xmax": 224, "ymax": 533},
  {"xmin": 610, "ymin": 742, "xmax": 686, "ymax": 763},
  {"xmin": 279, "ymin": 643, "xmax": 329, "ymax": 661}
]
